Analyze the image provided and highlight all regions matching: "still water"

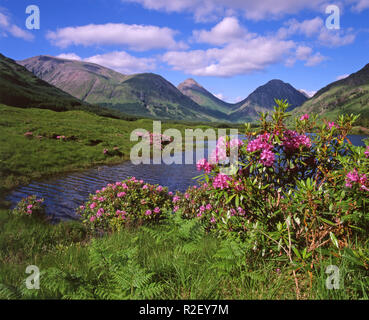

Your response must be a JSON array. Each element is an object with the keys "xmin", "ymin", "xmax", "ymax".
[{"xmin": 6, "ymin": 135, "xmax": 368, "ymax": 221}]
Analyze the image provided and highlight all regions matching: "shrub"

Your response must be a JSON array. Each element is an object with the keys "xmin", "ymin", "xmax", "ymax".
[
  {"xmin": 77, "ymin": 177, "xmax": 173, "ymax": 233},
  {"xmin": 190, "ymin": 100, "xmax": 368, "ymax": 258},
  {"xmin": 12, "ymin": 195, "xmax": 45, "ymax": 219}
]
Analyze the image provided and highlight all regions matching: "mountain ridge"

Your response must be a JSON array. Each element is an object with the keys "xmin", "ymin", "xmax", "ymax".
[
  {"xmin": 18, "ymin": 55, "xmax": 227, "ymax": 122},
  {"xmin": 293, "ymin": 62, "xmax": 369, "ymax": 128}
]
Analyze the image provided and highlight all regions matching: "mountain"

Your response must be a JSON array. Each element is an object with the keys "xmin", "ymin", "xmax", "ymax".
[
  {"xmin": 229, "ymin": 79, "xmax": 308, "ymax": 122},
  {"xmin": 18, "ymin": 55, "xmax": 227, "ymax": 122},
  {"xmin": 0, "ymin": 53, "xmax": 87, "ymax": 110},
  {"xmin": 178, "ymin": 78, "xmax": 238, "ymax": 115},
  {"xmin": 293, "ymin": 63, "xmax": 369, "ymax": 128},
  {"xmin": 0, "ymin": 53, "xmax": 139, "ymax": 120}
]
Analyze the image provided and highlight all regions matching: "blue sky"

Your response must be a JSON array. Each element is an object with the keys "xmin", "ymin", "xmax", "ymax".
[{"xmin": 0, "ymin": 0, "xmax": 368, "ymax": 102}]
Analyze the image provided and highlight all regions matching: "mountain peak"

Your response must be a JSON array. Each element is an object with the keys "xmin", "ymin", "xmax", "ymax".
[{"xmin": 178, "ymin": 78, "xmax": 203, "ymax": 89}]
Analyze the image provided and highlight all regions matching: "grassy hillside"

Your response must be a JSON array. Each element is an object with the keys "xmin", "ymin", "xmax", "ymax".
[
  {"xmin": 293, "ymin": 63, "xmax": 369, "ymax": 129},
  {"xmin": 0, "ymin": 54, "xmax": 86, "ymax": 110},
  {"xmin": 0, "ymin": 53, "xmax": 140, "ymax": 121},
  {"xmin": 178, "ymin": 78, "xmax": 238, "ymax": 115},
  {"xmin": 0, "ymin": 104, "xmax": 214, "ymax": 195}
]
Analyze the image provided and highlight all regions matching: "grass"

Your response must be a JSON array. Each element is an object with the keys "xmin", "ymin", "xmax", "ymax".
[
  {"xmin": 1, "ymin": 209, "xmax": 368, "ymax": 299},
  {"xmin": 0, "ymin": 104, "xmax": 219, "ymax": 194}
]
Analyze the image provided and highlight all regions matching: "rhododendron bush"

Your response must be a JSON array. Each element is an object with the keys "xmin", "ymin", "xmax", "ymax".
[
  {"xmin": 189, "ymin": 100, "xmax": 368, "ymax": 259},
  {"xmin": 12, "ymin": 195, "xmax": 45, "ymax": 219},
  {"xmin": 77, "ymin": 178, "xmax": 172, "ymax": 232}
]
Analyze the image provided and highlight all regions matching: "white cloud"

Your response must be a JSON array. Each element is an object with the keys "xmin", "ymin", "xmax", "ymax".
[
  {"xmin": 299, "ymin": 89, "xmax": 317, "ymax": 97},
  {"xmin": 278, "ymin": 17, "xmax": 356, "ymax": 47},
  {"xmin": 214, "ymin": 93, "xmax": 225, "ymax": 100},
  {"xmin": 163, "ymin": 37, "xmax": 295, "ymax": 77},
  {"xmin": 0, "ymin": 11, "xmax": 34, "ymax": 41},
  {"xmin": 123, "ymin": 0, "xmax": 329, "ymax": 21},
  {"xmin": 192, "ymin": 16, "xmax": 253, "ymax": 45},
  {"xmin": 349, "ymin": 0, "xmax": 369, "ymax": 12},
  {"xmin": 46, "ymin": 23, "xmax": 186, "ymax": 51},
  {"xmin": 55, "ymin": 51, "xmax": 155, "ymax": 74},
  {"xmin": 336, "ymin": 73, "xmax": 350, "ymax": 80},
  {"xmin": 85, "ymin": 51, "xmax": 156, "ymax": 74},
  {"xmin": 286, "ymin": 45, "xmax": 326, "ymax": 67},
  {"xmin": 56, "ymin": 53, "xmax": 82, "ymax": 61}
]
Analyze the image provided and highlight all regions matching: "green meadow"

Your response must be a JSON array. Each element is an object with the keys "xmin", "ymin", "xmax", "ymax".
[{"xmin": 0, "ymin": 104, "xmax": 214, "ymax": 194}]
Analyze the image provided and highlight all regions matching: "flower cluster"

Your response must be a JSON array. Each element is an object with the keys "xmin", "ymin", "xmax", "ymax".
[
  {"xmin": 247, "ymin": 133, "xmax": 273, "ymax": 153},
  {"xmin": 209, "ymin": 136, "xmax": 244, "ymax": 164},
  {"xmin": 282, "ymin": 130, "xmax": 311, "ymax": 151},
  {"xmin": 77, "ymin": 177, "xmax": 173, "ymax": 232},
  {"xmin": 196, "ymin": 158, "xmax": 213, "ymax": 173},
  {"xmin": 12, "ymin": 195, "xmax": 45, "ymax": 217},
  {"xmin": 213, "ymin": 173, "xmax": 232, "ymax": 189},
  {"xmin": 345, "ymin": 169, "xmax": 368, "ymax": 191}
]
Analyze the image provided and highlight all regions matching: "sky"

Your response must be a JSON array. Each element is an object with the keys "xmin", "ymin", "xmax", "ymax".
[{"xmin": 0, "ymin": 0, "xmax": 368, "ymax": 102}]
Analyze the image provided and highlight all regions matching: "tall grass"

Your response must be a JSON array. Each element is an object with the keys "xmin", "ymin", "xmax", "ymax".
[{"xmin": 1, "ymin": 209, "xmax": 368, "ymax": 300}]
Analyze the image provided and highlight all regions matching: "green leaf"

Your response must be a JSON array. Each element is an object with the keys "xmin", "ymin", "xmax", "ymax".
[{"xmin": 329, "ymin": 232, "xmax": 339, "ymax": 249}]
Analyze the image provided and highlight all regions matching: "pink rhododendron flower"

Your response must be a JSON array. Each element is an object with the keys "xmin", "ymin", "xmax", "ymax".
[
  {"xmin": 283, "ymin": 130, "xmax": 311, "ymax": 151},
  {"xmin": 153, "ymin": 207, "xmax": 161, "ymax": 214},
  {"xmin": 90, "ymin": 202, "xmax": 97, "ymax": 209},
  {"xmin": 117, "ymin": 192, "xmax": 126, "ymax": 197},
  {"xmin": 173, "ymin": 196, "xmax": 181, "ymax": 203},
  {"xmin": 213, "ymin": 173, "xmax": 232, "ymax": 189},
  {"xmin": 210, "ymin": 217, "xmax": 216, "ymax": 224},
  {"xmin": 90, "ymin": 216, "xmax": 96, "ymax": 222},
  {"xmin": 328, "ymin": 122, "xmax": 337, "ymax": 129},
  {"xmin": 230, "ymin": 138, "xmax": 244, "ymax": 148},
  {"xmin": 173, "ymin": 206, "xmax": 179, "ymax": 212},
  {"xmin": 260, "ymin": 149, "xmax": 275, "ymax": 167},
  {"xmin": 247, "ymin": 133, "xmax": 273, "ymax": 153},
  {"xmin": 196, "ymin": 158, "xmax": 213, "ymax": 173},
  {"xmin": 27, "ymin": 204, "xmax": 33, "ymax": 210},
  {"xmin": 96, "ymin": 208, "xmax": 104, "ymax": 217},
  {"xmin": 206, "ymin": 204, "xmax": 212, "ymax": 210},
  {"xmin": 145, "ymin": 210, "xmax": 152, "ymax": 216},
  {"xmin": 199, "ymin": 206, "xmax": 205, "ymax": 212},
  {"xmin": 300, "ymin": 114, "xmax": 309, "ymax": 121},
  {"xmin": 156, "ymin": 185, "xmax": 163, "ymax": 192}
]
